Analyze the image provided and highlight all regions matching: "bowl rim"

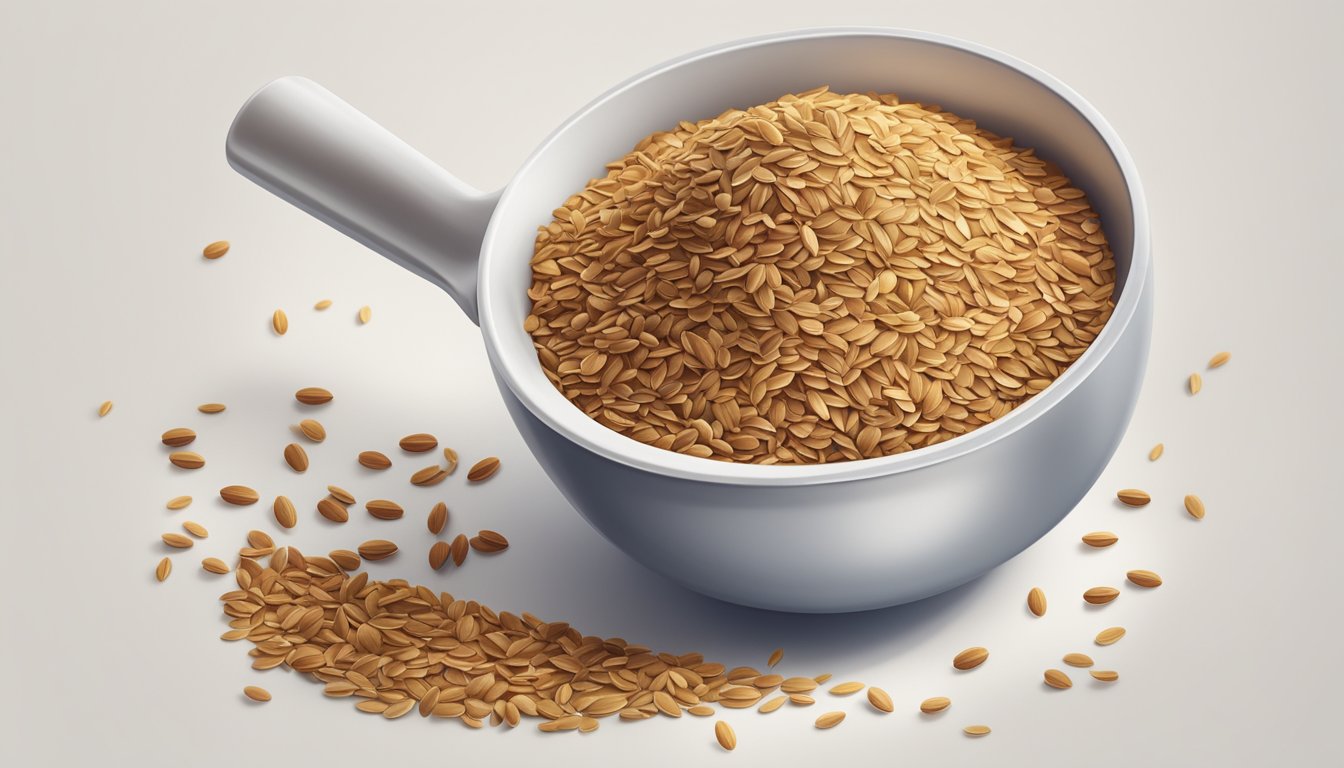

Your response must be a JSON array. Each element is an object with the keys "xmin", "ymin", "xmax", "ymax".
[{"xmin": 478, "ymin": 25, "xmax": 1151, "ymax": 487}]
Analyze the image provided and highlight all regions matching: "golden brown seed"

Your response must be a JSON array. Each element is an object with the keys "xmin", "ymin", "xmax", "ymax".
[
  {"xmin": 182, "ymin": 521, "xmax": 208, "ymax": 538},
  {"xmin": 449, "ymin": 534, "xmax": 468, "ymax": 566},
  {"xmin": 828, "ymin": 681, "xmax": 864, "ymax": 695},
  {"xmin": 326, "ymin": 485, "xmax": 355, "ymax": 504},
  {"xmin": 202, "ymin": 557, "xmax": 230, "ymax": 574},
  {"xmin": 247, "ymin": 530, "xmax": 273, "ymax": 549},
  {"xmin": 442, "ymin": 447, "xmax": 458, "ymax": 473},
  {"xmin": 867, "ymin": 686, "xmax": 894, "ymax": 713},
  {"xmin": 759, "ymin": 695, "xmax": 787, "ymax": 713},
  {"xmin": 295, "ymin": 387, "xmax": 333, "ymax": 405},
  {"xmin": 272, "ymin": 309, "xmax": 288, "ymax": 335},
  {"xmin": 316, "ymin": 498, "xmax": 349, "ymax": 523},
  {"xmin": 1082, "ymin": 531, "xmax": 1119, "ymax": 547},
  {"xmin": 1149, "ymin": 443, "xmax": 1164, "ymax": 461},
  {"xmin": 467, "ymin": 457, "xmax": 501, "ymax": 482},
  {"xmin": 964, "ymin": 725, "xmax": 991, "ymax": 736},
  {"xmin": 314, "ymin": 299, "xmax": 332, "ymax": 311},
  {"xmin": 1095, "ymin": 626, "xmax": 1126, "ymax": 646},
  {"xmin": 220, "ymin": 485, "xmax": 260, "ymax": 505},
  {"xmin": 815, "ymin": 711, "xmax": 845, "ymax": 729},
  {"xmin": 1117, "ymin": 489, "xmax": 1151, "ymax": 506},
  {"xmin": 1063, "ymin": 653, "xmax": 1093, "ymax": 668},
  {"xmin": 780, "ymin": 677, "xmax": 817, "ymax": 693},
  {"xmin": 469, "ymin": 530, "xmax": 509, "ymax": 553},
  {"xmin": 428, "ymin": 541, "xmax": 451, "ymax": 570},
  {"xmin": 1083, "ymin": 587, "xmax": 1119, "ymax": 605},
  {"xmin": 169, "ymin": 451, "xmax": 205, "ymax": 469},
  {"xmin": 358, "ymin": 451, "xmax": 391, "ymax": 470},
  {"xmin": 273, "ymin": 496, "xmax": 297, "ymax": 528},
  {"xmin": 688, "ymin": 705, "xmax": 715, "ymax": 717},
  {"xmin": 953, "ymin": 647, "xmax": 988, "ymax": 670},
  {"xmin": 161, "ymin": 427, "xmax": 196, "ymax": 447},
  {"xmin": 162, "ymin": 533, "xmax": 193, "ymax": 548},
  {"xmin": 790, "ymin": 694, "xmax": 815, "ymax": 706},
  {"xmin": 1044, "ymin": 669, "xmax": 1073, "ymax": 689},
  {"xmin": 427, "ymin": 502, "xmax": 448, "ymax": 534},
  {"xmin": 1090, "ymin": 670, "xmax": 1119, "ymax": 682},
  {"xmin": 410, "ymin": 465, "xmax": 448, "ymax": 486},
  {"xmin": 1208, "ymin": 351, "xmax": 1231, "ymax": 369},
  {"xmin": 197, "ymin": 403, "xmax": 226, "ymax": 413},
  {"xmin": 714, "ymin": 720, "xmax": 736, "ymax": 751},
  {"xmin": 1027, "ymin": 587, "xmax": 1047, "ymax": 617},
  {"xmin": 97, "ymin": 400, "xmax": 113, "ymax": 417},
  {"xmin": 243, "ymin": 685, "xmax": 271, "ymax": 702},
  {"xmin": 813, "ymin": 674, "xmax": 832, "ymax": 684},
  {"xmin": 1189, "ymin": 373, "xmax": 1202, "ymax": 394},
  {"xmin": 399, "ymin": 433, "xmax": 437, "ymax": 452},
  {"xmin": 155, "ymin": 557, "xmax": 172, "ymax": 581},
  {"xmin": 365, "ymin": 499, "xmax": 404, "ymax": 520},
  {"xmin": 329, "ymin": 549, "xmax": 361, "ymax": 570},
  {"xmin": 767, "ymin": 648, "xmax": 784, "ymax": 668},
  {"xmin": 1127, "ymin": 569, "xmax": 1163, "ymax": 588},
  {"xmin": 202, "ymin": 240, "xmax": 229, "ymax": 259},
  {"xmin": 358, "ymin": 305, "xmax": 371, "ymax": 324},
  {"xmin": 166, "ymin": 495, "xmax": 192, "ymax": 510},
  {"xmin": 1185, "ymin": 494, "xmax": 1206, "ymax": 520},
  {"xmin": 298, "ymin": 419, "xmax": 325, "ymax": 442},
  {"xmin": 920, "ymin": 697, "xmax": 951, "ymax": 713},
  {"xmin": 283, "ymin": 443, "xmax": 308, "ymax": 472},
  {"xmin": 358, "ymin": 540, "xmax": 397, "ymax": 561}
]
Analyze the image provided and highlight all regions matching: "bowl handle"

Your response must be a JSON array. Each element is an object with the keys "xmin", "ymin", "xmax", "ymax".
[{"xmin": 225, "ymin": 76, "xmax": 497, "ymax": 324}]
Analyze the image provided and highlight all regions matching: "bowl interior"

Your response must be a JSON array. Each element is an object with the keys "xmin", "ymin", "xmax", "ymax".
[{"xmin": 478, "ymin": 28, "xmax": 1144, "ymax": 485}]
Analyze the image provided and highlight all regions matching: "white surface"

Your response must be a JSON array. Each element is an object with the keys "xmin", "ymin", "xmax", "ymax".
[{"xmin": 0, "ymin": 0, "xmax": 1337, "ymax": 764}]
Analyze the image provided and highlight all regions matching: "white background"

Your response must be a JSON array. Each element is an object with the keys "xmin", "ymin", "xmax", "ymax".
[{"xmin": 1, "ymin": 1, "xmax": 1338, "ymax": 765}]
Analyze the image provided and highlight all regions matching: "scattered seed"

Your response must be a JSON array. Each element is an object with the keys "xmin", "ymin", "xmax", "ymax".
[
  {"xmin": 202, "ymin": 240, "xmax": 230, "ymax": 259},
  {"xmin": 442, "ymin": 447, "xmax": 458, "ymax": 473},
  {"xmin": 295, "ymin": 387, "xmax": 333, "ymax": 405},
  {"xmin": 243, "ymin": 685, "xmax": 271, "ymax": 702},
  {"xmin": 1117, "ymin": 489, "xmax": 1151, "ymax": 506},
  {"xmin": 467, "ymin": 457, "xmax": 501, "ymax": 482},
  {"xmin": 161, "ymin": 427, "xmax": 195, "ymax": 447},
  {"xmin": 197, "ymin": 403, "xmax": 226, "ymax": 413},
  {"xmin": 326, "ymin": 485, "xmax": 355, "ymax": 505},
  {"xmin": 963, "ymin": 725, "xmax": 991, "ymax": 736},
  {"xmin": 469, "ymin": 530, "xmax": 509, "ymax": 553},
  {"xmin": 759, "ymin": 695, "xmax": 787, "ymax": 713},
  {"xmin": 427, "ymin": 502, "xmax": 448, "ymax": 535},
  {"xmin": 162, "ymin": 533, "xmax": 193, "ymax": 548},
  {"xmin": 1027, "ymin": 587, "xmax": 1047, "ymax": 617},
  {"xmin": 715, "ymin": 720, "xmax": 737, "ymax": 750},
  {"xmin": 1189, "ymin": 373, "xmax": 1202, "ymax": 394},
  {"xmin": 329, "ymin": 549, "xmax": 361, "ymax": 570},
  {"xmin": 155, "ymin": 557, "xmax": 172, "ymax": 581},
  {"xmin": 247, "ymin": 530, "xmax": 273, "ymax": 549},
  {"xmin": 273, "ymin": 496, "xmax": 297, "ymax": 528},
  {"xmin": 1090, "ymin": 670, "xmax": 1119, "ymax": 682},
  {"xmin": 272, "ymin": 309, "xmax": 288, "ymax": 335},
  {"xmin": 170, "ymin": 451, "xmax": 205, "ymax": 469},
  {"xmin": 790, "ymin": 694, "xmax": 815, "ymax": 706},
  {"xmin": 1082, "ymin": 531, "xmax": 1119, "ymax": 547},
  {"xmin": 357, "ymin": 540, "xmax": 397, "ymax": 561},
  {"xmin": 97, "ymin": 400, "xmax": 113, "ymax": 417},
  {"xmin": 767, "ymin": 648, "xmax": 784, "ymax": 668},
  {"xmin": 1083, "ymin": 587, "xmax": 1119, "ymax": 605},
  {"xmin": 813, "ymin": 674, "xmax": 832, "ymax": 684},
  {"xmin": 1184, "ymin": 494, "xmax": 1206, "ymax": 520},
  {"xmin": 183, "ymin": 521, "xmax": 208, "ymax": 538},
  {"xmin": 1149, "ymin": 443, "xmax": 1164, "ymax": 461},
  {"xmin": 828, "ymin": 681, "xmax": 864, "ymax": 695},
  {"xmin": 1208, "ymin": 351, "xmax": 1231, "ymax": 369},
  {"xmin": 953, "ymin": 647, "xmax": 988, "ymax": 670},
  {"xmin": 358, "ymin": 306, "xmax": 371, "ymax": 324},
  {"xmin": 688, "ymin": 705, "xmax": 714, "ymax": 717},
  {"xmin": 411, "ymin": 465, "xmax": 448, "ymax": 486},
  {"xmin": 166, "ymin": 495, "xmax": 192, "ymax": 510},
  {"xmin": 284, "ymin": 443, "xmax": 308, "ymax": 472},
  {"xmin": 399, "ymin": 433, "xmax": 437, "ymax": 452},
  {"xmin": 298, "ymin": 419, "xmax": 326, "ymax": 442},
  {"xmin": 781, "ymin": 677, "xmax": 817, "ymax": 693},
  {"xmin": 366, "ymin": 499, "xmax": 404, "ymax": 521},
  {"xmin": 1044, "ymin": 669, "xmax": 1073, "ymax": 689},
  {"xmin": 314, "ymin": 299, "xmax": 332, "ymax": 311},
  {"xmin": 920, "ymin": 697, "xmax": 951, "ymax": 713},
  {"xmin": 449, "ymin": 534, "xmax": 469, "ymax": 566},
  {"xmin": 1063, "ymin": 653, "xmax": 1093, "ymax": 668},
  {"xmin": 429, "ymin": 541, "xmax": 451, "ymax": 570},
  {"xmin": 867, "ymin": 686, "xmax": 894, "ymax": 713},
  {"xmin": 1127, "ymin": 569, "xmax": 1163, "ymax": 588},
  {"xmin": 220, "ymin": 485, "xmax": 260, "ymax": 505},
  {"xmin": 202, "ymin": 557, "xmax": 230, "ymax": 574},
  {"xmin": 316, "ymin": 498, "xmax": 349, "ymax": 523},
  {"xmin": 358, "ymin": 451, "xmax": 391, "ymax": 470},
  {"xmin": 815, "ymin": 711, "xmax": 845, "ymax": 729},
  {"xmin": 1095, "ymin": 627, "xmax": 1126, "ymax": 646}
]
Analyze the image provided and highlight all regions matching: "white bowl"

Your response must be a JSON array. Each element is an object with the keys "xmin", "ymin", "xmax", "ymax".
[{"xmin": 227, "ymin": 27, "xmax": 1151, "ymax": 612}]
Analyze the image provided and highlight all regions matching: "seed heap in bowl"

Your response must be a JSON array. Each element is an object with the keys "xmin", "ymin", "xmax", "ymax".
[{"xmin": 526, "ymin": 87, "xmax": 1116, "ymax": 463}]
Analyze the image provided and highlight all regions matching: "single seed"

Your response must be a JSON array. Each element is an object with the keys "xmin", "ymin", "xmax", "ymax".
[
  {"xmin": 427, "ymin": 502, "xmax": 448, "ymax": 534},
  {"xmin": 428, "ymin": 541, "xmax": 451, "ymax": 570},
  {"xmin": 316, "ymin": 498, "xmax": 349, "ymax": 523},
  {"xmin": 326, "ymin": 485, "xmax": 355, "ymax": 504},
  {"xmin": 411, "ymin": 465, "xmax": 448, "ymax": 486},
  {"xmin": 298, "ymin": 419, "xmax": 325, "ymax": 442},
  {"xmin": 963, "ymin": 725, "xmax": 991, "ymax": 736},
  {"xmin": 358, "ymin": 539, "xmax": 397, "ymax": 561},
  {"xmin": 314, "ymin": 299, "xmax": 332, "ymax": 311},
  {"xmin": 161, "ymin": 427, "xmax": 195, "ymax": 447},
  {"xmin": 1095, "ymin": 627, "xmax": 1126, "ymax": 646},
  {"xmin": 467, "ymin": 456, "xmax": 501, "ymax": 482},
  {"xmin": 1063, "ymin": 653, "xmax": 1093, "ymax": 668},
  {"xmin": 469, "ymin": 530, "xmax": 509, "ymax": 553},
  {"xmin": 1083, "ymin": 587, "xmax": 1120, "ymax": 605},
  {"xmin": 813, "ymin": 674, "xmax": 832, "ymax": 684},
  {"xmin": 162, "ymin": 533, "xmax": 193, "ymax": 548},
  {"xmin": 220, "ymin": 485, "xmax": 260, "ymax": 505},
  {"xmin": 789, "ymin": 694, "xmax": 815, "ymax": 706},
  {"xmin": 283, "ymin": 443, "xmax": 308, "ymax": 472},
  {"xmin": 273, "ymin": 496, "xmax": 297, "ymax": 528},
  {"xmin": 449, "ymin": 534, "xmax": 469, "ymax": 566},
  {"xmin": 828, "ymin": 681, "xmax": 864, "ymax": 695},
  {"xmin": 272, "ymin": 309, "xmax": 288, "ymax": 335},
  {"xmin": 182, "ymin": 521, "xmax": 208, "ymax": 538},
  {"xmin": 443, "ymin": 447, "xmax": 458, "ymax": 473},
  {"xmin": 1127, "ymin": 569, "xmax": 1163, "ymax": 588},
  {"xmin": 166, "ymin": 495, "xmax": 192, "ymax": 510},
  {"xmin": 1185, "ymin": 494, "xmax": 1206, "ymax": 520},
  {"xmin": 815, "ymin": 711, "xmax": 845, "ymax": 729},
  {"xmin": 295, "ymin": 387, "xmax": 333, "ymax": 405},
  {"xmin": 1149, "ymin": 443, "xmax": 1164, "ymax": 461},
  {"xmin": 688, "ymin": 705, "xmax": 714, "ymax": 717},
  {"xmin": 953, "ymin": 647, "xmax": 989, "ymax": 670},
  {"xmin": 197, "ymin": 403, "xmax": 226, "ymax": 413},
  {"xmin": 329, "ymin": 549, "xmax": 360, "ymax": 570},
  {"xmin": 247, "ymin": 530, "xmax": 273, "ymax": 549},
  {"xmin": 1208, "ymin": 351, "xmax": 1231, "ymax": 368},
  {"xmin": 767, "ymin": 648, "xmax": 784, "ymax": 668},
  {"xmin": 780, "ymin": 677, "xmax": 817, "ymax": 693},
  {"xmin": 98, "ymin": 400, "xmax": 113, "ymax": 417},
  {"xmin": 1117, "ymin": 488, "xmax": 1151, "ymax": 506},
  {"xmin": 202, "ymin": 557, "xmax": 230, "ymax": 574},
  {"xmin": 1189, "ymin": 373, "xmax": 1202, "ymax": 394},
  {"xmin": 366, "ymin": 499, "xmax": 404, "ymax": 520},
  {"xmin": 759, "ymin": 695, "xmax": 787, "ymax": 713},
  {"xmin": 714, "ymin": 720, "xmax": 737, "ymax": 751},
  {"xmin": 920, "ymin": 697, "xmax": 951, "ymax": 713},
  {"xmin": 358, "ymin": 305, "xmax": 371, "ymax": 324},
  {"xmin": 155, "ymin": 557, "xmax": 171, "ymax": 581},
  {"xmin": 1090, "ymin": 670, "xmax": 1119, "ymax": 682},
  {"xmin": 399, "ymin": 433, "xmax": 437, "ymax": 452},
  {"xmin": 358, "ymin": 451, "xmax": 391, "ymax": 470},
  {"xmin": 1027, "ymin": 587, "xmax": 1047, "ymax": 617},
  {"xmin": 243, "ymin": 685, "xmax": 271, "ymax": 702},
  {"xmin": 867, "ymin": 686, "xmax": 894, "ymax": 713},
  {"xmin": 1044, "ymin": 669, "xmax": 1073, "ymax": 689},
  {"xmin": 202, "ymin": 240, "xmax": 229, "ymax": 259},
  {"xmin": 170, "ymin": 451, "xmax": 205, "ymax": 469},
  {"xmin": 1082, "ymin": 531, "xmax": 1119, "ymax": 547}
]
